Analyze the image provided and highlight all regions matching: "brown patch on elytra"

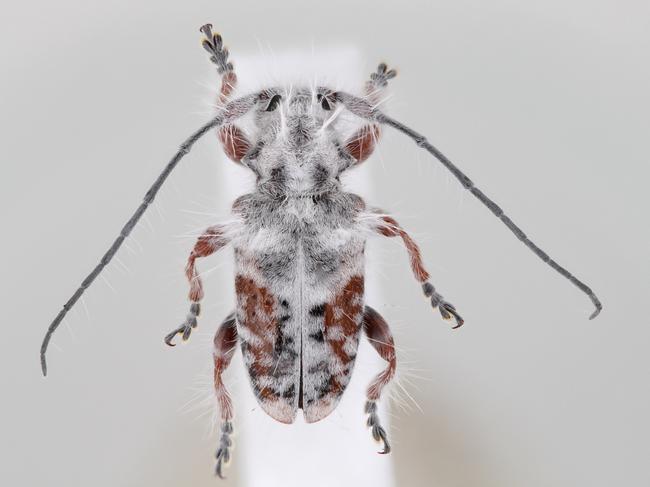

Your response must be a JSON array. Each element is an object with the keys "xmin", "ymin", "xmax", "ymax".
[
  {"xmin": 326, "ymin": 373, "xmax": 346, "ymax": 398},
  {"xmin": 378, "ymin": 215, "xmax": 430, "ymax": 282},
  {"xmin": 235, "ymin": 275, "xmax": 277, "ymax": 400},
  {"xmin": 345, "ymin": 125, "xmax": 381, "ymax": 163},
  {"xmin": 324, "ymin": 275, "xmax": 364, "ymax": 371}
]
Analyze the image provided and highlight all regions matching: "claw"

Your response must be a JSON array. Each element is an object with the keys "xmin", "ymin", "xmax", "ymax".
[
  {"xmin": 164, "ymin": 324, "xmax": 192, "ymax": 347},
  {"xmin": 441, "ymin": 302, "xmax": 464, "ymax": 329},
  {"xmin": 214, "ymin": 444, "xmax": 230, "ymax": 479},
  {"xmin": 373, "ymin": 425, "xmax": 391, "ymax": 454},
  {"xmin": 365, "ymin": 400, "xmax": 391, "ymax": 454},
  {"xmin": 215, "ymin": 455, "xmax": 227, "ymax": 479},
  {"xmin": 429, "ymin": 289, "xmax": 464, "ymax": 329},
  {"xmin": 163, "ymin": 329, "xmax": 178, "ymax": 347}
]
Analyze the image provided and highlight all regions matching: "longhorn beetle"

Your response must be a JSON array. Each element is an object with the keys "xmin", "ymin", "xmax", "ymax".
[{"xmin": 40, "ymin": 24, "xmax": 602, "ymax": 478}]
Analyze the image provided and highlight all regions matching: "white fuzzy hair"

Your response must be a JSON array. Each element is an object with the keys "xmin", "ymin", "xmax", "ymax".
[{"xmin": 203, "ymin": 44, "xmax": 388, "ymax": 143}]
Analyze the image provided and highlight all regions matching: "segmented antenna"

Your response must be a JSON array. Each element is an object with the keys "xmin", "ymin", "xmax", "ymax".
[
  {"xmin": 386, "ymin": 115, "xmax": 602, "ymax": 319},
  {"xmin": 338, "ymin": 91, "xmax": 602, "ymax": 320},
  {"xmin": 39, "ymin": 93, "xmax": 258, "ymax": 376}
]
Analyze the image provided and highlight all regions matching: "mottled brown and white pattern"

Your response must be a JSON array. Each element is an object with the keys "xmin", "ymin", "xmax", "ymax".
[{"xmin": 232, "ymin": 192, "xmax": 368, "ymax": 424}]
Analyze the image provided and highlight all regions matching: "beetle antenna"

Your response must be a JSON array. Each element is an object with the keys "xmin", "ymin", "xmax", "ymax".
[
  {"xmin": 39, "ymin": 95, "xmax": 258, "ymax": 377},
  {"xmin": 337, "ymin": 91, "xmax": 602, "ymax": 320}
]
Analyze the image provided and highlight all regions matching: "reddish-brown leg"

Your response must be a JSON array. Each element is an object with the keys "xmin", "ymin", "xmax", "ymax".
[
  {"xmin": 376, "ymin": 214, "xmax": 464, "ymax": 328},
  {"xmin": 218, "ymin": 123, "xmax": 251, "ymax": 163},
  {"xmin": 164, "ymin": 225, "xmax": 230, "ymax": 346},
  {"xmin": 344, "ymin": 125, "xmax": 381, "ymax": 164},
  {"xmin": 215, "ymin": 69, "xmax": 251, "ymax": 163},
  {"xmin": 344, "ymin": 73, "xmax": 383, "ymax": 165},
  {"xmin": 342, "ymin": 64, "xmax": 397, "ymax": 165},
  {"xmin": 376, "ymin": 215, "xmax": 430, "ymax": 283},
  {"xmin": 363, "ymin": 306, "xmax": 396, "ymax": 454},
  {"xmin": 199, "ymin": 24, "xmax": 252, "ymax": 164},
  {"xmin": 213, "ymin": 312, "xmax": 238, "ymax": 479}
]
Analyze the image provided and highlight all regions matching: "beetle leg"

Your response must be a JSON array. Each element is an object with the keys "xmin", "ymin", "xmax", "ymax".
[
  {"xmin": 363, "ymin": 306, "xmax": 396, "ymax": 454},
  {"xmin": 341, "ymin": 64, "xmax": 397, "ymax": 167},
  {"xmin": 340, "ymin": 64, "xmax": 398, "ymax": 167},
  {"xmin": 344, "ymin": 125, "xmax": 382, "ymax": 164},
  {"xmin": 199, "ymin": 24, "xmax": 236, "ymax": 98},
  {"xmin": 365, "ymin": 63, "xmax": 397, "ymax": 102},
  {"xmin": 164, "ymin": 225, "xmax": 230, "ymax": 346},
  {"xmin": 375, "ymin": 213, "xmax": 464, "ymax": 329},
  {"xmin": 422, "ymin": 282, "xmax": 464, "ymax": 329},
  {"xmin": 213, "ymin": 312, "xmax": 238, "ymax": 479},
  {"xmin": 198, "ymin": 25, "xmax": 253, "ymax": 165}
]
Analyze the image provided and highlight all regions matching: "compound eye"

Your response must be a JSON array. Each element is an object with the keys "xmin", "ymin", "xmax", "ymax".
[
  {"xmin": 265, "ymin": 94, "xmax": 282, "ymax": 112},
  {"xmin": 317, "ymin": 93, "xmax": 332, "ymax": 111},
  {"xmin": 321, "ymin": 97, "xmax": 332, "ymax": 111}
]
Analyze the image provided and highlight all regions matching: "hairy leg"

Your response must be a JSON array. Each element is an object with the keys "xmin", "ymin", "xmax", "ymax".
[
  {"xmin": 200, "ymin": 23, "xmax": 236, "ymax": 99},
  {"xmin": 375, "ymin": 213, "xmax": 464, "ymax": 328},
  {"xmin": 199, "ymin": 24, "xmax": 252, "ymax": 163},
  {"xmin": 342, "ymin": 64, "xmax": 397, "ymax": 165},
  {"xmin": 213, "ymin": 312, "xmax": 238, "ymax": 479},
  {"xmin": 365, "ymin": 62, "xmax": 397, "ymax": 103},
  {"xmin": 164, "ymin": 224, "xmax": 230, "ymax": 345},
  {"xmin": 363, "ymin": 306, "xmax": 397, "ymax": 454}
]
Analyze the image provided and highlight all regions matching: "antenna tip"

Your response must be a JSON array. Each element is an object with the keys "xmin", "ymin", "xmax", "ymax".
[{"xmin": 588, "ymin": 301, "xmax": 602, "ymax": 320}]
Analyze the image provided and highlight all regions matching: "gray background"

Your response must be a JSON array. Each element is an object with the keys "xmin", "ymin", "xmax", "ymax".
[{"xmin": 1, "ymin": 0, "xmax": 649, "ymax": 486}]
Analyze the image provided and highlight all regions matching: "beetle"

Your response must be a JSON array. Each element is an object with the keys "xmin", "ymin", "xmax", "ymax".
[{"xmin": 40, "ymin": 24, "xmax": 602, "ymax": 478}]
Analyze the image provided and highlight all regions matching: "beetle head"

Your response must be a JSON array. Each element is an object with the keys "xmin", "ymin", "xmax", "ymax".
[{"xmin": 236, "ymin": 86, "xmax": 377, "ymax": 197}]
